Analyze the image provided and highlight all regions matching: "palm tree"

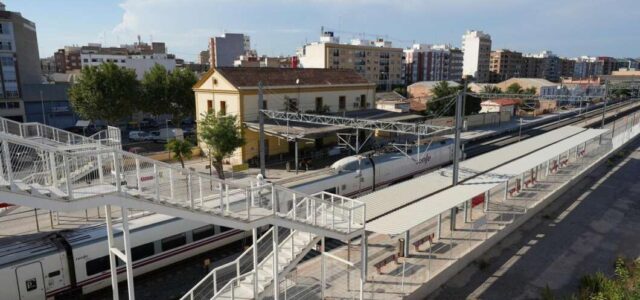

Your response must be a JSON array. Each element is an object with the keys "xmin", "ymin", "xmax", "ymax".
[
  {"xmin": 482, "ymin": 85, "xmax": 502, "ymax": 94},
  {"xmin": 165, "ymin": 139, "xmax": 193, "ymax": 168}
]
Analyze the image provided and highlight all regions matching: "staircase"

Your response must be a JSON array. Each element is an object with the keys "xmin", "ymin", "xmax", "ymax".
[{"xmin": 183, "ymin": 226, "xmax": 319, "ymax": 300}]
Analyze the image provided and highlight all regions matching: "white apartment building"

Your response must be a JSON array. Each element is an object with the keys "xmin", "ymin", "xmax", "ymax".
[
  {"xmin": 462, "ymin": 30, "xmax": 492, "ymax": 82},
  {"xmin": 79, "ymin": 43, "xmax": 176, "ymax": 79}
]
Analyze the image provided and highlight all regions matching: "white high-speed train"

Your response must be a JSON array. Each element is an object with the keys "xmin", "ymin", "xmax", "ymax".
[
  {"xmin": 283, "ymin": 139, "xmax": 455, "ymax": 196},
  {"xmin": 0, "ymin": 214, "xmax": 249, "ymax": 299}
]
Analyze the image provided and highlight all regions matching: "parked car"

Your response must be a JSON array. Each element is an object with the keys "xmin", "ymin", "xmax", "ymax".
[
  {"xmin": 149, "ymin": 128, "xmax": 184, "ymax": 143},
  {"xmin": 128, "ymin": 131, "xmax": 150, "ymax": 142}
]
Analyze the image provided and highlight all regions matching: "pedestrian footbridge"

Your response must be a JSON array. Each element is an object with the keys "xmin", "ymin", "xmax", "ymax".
[{"xmin": 0, "ymin": 117, "xmax": 366, "ymax": 300}]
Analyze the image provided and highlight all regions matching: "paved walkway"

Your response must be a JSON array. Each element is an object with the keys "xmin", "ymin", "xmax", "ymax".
[{"xmin": 431, "ymin": 139, "xmax": 640, "ymax": 299}]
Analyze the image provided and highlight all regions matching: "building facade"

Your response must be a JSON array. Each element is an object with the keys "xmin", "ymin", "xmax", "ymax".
[
  {"xmin": 22, "ymin": 83, "xmax": 79, "ymax": 128},
  {"xmin": 208, "ymin": 33, "xmax": 250, "ymax": 67},
  {"xmin": 297, "ymin": 32, "xmax": 404, "ymax": 88},
  {"xmin": 0, "ymin": 3, "xmax": 42, "ymax": 121},
  {"xmin": 462, "ymin": 30, "xmax": 491, "ymax": 82},
  {"xmin": 404, "ymin": 44, "xmax": 462, "ymax": 84},
  {"xmin": 54, "ymin": 41, "xmax": 177, "ymax": 80},
  {"xmin": 489, "ymin": 49, "xmax": 522, "ymax": 83},
  {"xmin": 193, "ymin": 67, "xmax": 376, "ymax": 164}
]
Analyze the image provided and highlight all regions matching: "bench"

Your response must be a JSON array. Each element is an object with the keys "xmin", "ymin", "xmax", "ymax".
[
  {"xmin": 374, "ymin": 254, "xmax": 398, "ymax": 274},
  {"xmin": 560, "ymin": 159, "xmax": 569, "ymax": 167},
  {"xmin": 508, "ymin": 186, "xmax": 519, "ymax": 196},
  {"xmin": 412, "ymin": 233, "xmax": 435, "ymax": 251}
]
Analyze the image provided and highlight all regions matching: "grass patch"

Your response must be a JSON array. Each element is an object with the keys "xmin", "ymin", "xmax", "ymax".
[{"xmin": 541, "ymin": 256, "xmax": 640, "ymax": 299}]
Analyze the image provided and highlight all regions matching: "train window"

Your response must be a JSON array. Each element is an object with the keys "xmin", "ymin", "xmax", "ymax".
[
  {"xmin": 192, "ymin": 225, "xmax": 215, "ymax": 241},
  {"xmin": 219, "ymin": 226, "xmax": 232, "ymax": 233},
  {"xmin": 86, "ymin": 256, "xmax": 110, "ymax": 276},
  {"xmin": 48, "ymin": 270, "xmax": 61, "ymax": 278},
  {"xmin": 161, "ymin": 233, "xmax": 187, "ymax": 251},
  {"xmin": 132, "ymin": 243, "xmax": 155, "ymax": 261}
]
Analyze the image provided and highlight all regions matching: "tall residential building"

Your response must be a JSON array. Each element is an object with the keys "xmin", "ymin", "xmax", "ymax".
[
  {"xmin": 615, "ymin": 58, "xmax": 639, "ymax": 71},
  {"xmin": 53, "ymin": 41, "xmax": 177, "ymax": 79},
  {"xmin": 208, "ymin": 33, "xmax": 250, "ymax": 67},
  {"xmin": 594, "ymin": 56, "xmax": 617, "ymax": 76},
  {"xmin": 403, "ymin": 44, "xmax": 463, "ymax": 84},
  {"xmin": 462, "ymin": 30, "xmax": 491, "ymax": 82},
  {"xmin": 573, "ymin": 56, "xmax": 598, "ymax": 78},
  {"xmin": 489, "ymin": 49, "xmax": 522, "ymax": 83},
  {"xmin": 198, "ymin": 50, "xmax": 210, "ymax": 65},
  {"xmin": 560, "ymin": 58, "xmax": 576, "ymax": 78},
  {"xmin": 0, "ymin": 2, "xmax": 42, "ymax": 121},
  {"xmin": 296, "ymin": 32, "xmax": 404, "ymax": 88},
  {"xmin": 523, "ymin": 51, "xmax": 562, "ymax": 82}
]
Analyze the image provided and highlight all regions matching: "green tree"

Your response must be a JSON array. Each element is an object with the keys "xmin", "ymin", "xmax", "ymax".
[
  {"xmin": 141, "ymin": 64, "xmax": 198, "ymax": 123},
  {"xmin": 165, "ymin": 139, "xmax": 193, "ymax": 168},
  {"xmin": 523, "ymin": 87, "xmax": 537, "ymax": 95},
  {"xmin": 168, "ymin": 67, "xmax": 198, "ymax": 123},
  {"xmin": 506, "ymin": 83, "xmax": 524, "ymax": 94},
  {"xmin": 482, "ymin": 85, "xmax": 503, "ymax": 94},
  {"xmin": 427, "ymin": 81, "xmax": 481, "ymax": 116},
  {"xmin": 140, "ymin": 64, "xmax": 171, "ymax": 116},
  {"xmin": 199, "ymin": 111, "xmax": 245, "ymax": 179},
  {"xmin": 68, "ymin": 63, "xmax": 139, "ymax": 124}
]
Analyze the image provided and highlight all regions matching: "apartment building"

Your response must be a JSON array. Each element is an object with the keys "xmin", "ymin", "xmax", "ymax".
[
  {"xmin": 208, "ymin": 33, "xmax": 250, "ymax": 67},
  {"xmin": 54, "ymin": 41, "xmax": 177, "ymax": 79},
  {"xmin": 573, "ymin": 56, "xmax": 598, "ymax": 78},
  {"xmin": 462, "ymin": 30, "xmax": 492, "ymax": 82},
  {"xmin": 489, "ymin": 49, "xmax": 522, "ymax": 83},
  {"xmin": 0, "ymin": 2, "xmax": 42, "ymax": 121},
  {"xmin": 404, "ymin": 44, "xmax": 463, "ymax": 84},
  {"xmin": 193, "ymin": 67, "xmax": 376, "ymax": 164},
  {"xmin": 297, "ymin": 32, "xmax": 404, "ymax": 88},
  {"xmin": 594, "ymin": 56, "xmax": 617, "ymax": 76}
]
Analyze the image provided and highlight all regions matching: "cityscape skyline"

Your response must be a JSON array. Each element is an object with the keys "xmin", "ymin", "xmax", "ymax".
[{"xmin": 8, "ymin": 0, "xmax": 640, "ymax": 62}]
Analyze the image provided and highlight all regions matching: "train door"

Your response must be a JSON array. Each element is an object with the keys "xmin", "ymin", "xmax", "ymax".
[{"xmin": 15, "ymin": 262, "xmax": 45, "ymax": 300}]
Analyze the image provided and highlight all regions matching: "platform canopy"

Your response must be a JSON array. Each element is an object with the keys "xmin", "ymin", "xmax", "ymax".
[
  {"xmin": 365, "ymin": 128, "xmax": 608, "ymax": 235},
  {"xmin": 360, "ymin": 126, "xmax": 588, "ymax": 221}
]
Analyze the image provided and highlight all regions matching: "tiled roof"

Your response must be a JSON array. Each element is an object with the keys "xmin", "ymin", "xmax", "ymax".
[{"xmin": 210, "ymin": 67, "xmax": 372, "ymax": 88}]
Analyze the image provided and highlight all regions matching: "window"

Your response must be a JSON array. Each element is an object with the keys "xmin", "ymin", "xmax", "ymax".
[
  {"xmin": 207, "ymin": 100, "xmax": 213, "ymax": 112},
  {"xmin": 219, "ymin": 101, "xmax": 226, "ymax": 115},
  {"xmin": 360, "ymin": 95, "xmax": 366, "ymax": 108},
  {"xmin": 131, "ymin": 242, "xmax": 155, "ymax": 261},
  {"xmin": 86, "ymin": 256, "xmax": 110, "ymax": 276},
  {"xmin": 219, "ymin": 226, "xmax": 232, "ymax": 233},
  {"xmin": 121, "ymin": 59, "xmax": 125, "ymax": 63},
  {"xmin": 286, "ymin": 98, "xmax": 298, "ymax": 112},
  {"xmin": 161, "ymin": 233, "xmax": 186, "ymax": 251},
  {"xmin": 262, "ymin": 100, "xmax": 267, "ymax": 110},
  {"xmin": 91, "ymin": 59, "xmax": 97, "ymax": 62},
  {"xmin": 83, "ymin": 58, "xmax": 88, "ymax": 63},
  {"xmin": 7, "ymin": 102, "xmax": 19, "ymax": 109},
  {"xmin": 339, "ymin": 96, "xmax": 346, "ymax": 110},
  {"xmin": 315, "ymin": 97, "xmax": 323, "ymax": 112},
  {"xmin": 1, "ymin": 56, "xmax": 13, "ymax": 66},
  {"xmin": 192, "ymin": 225, "xmax": 216, "ymax": 241}
]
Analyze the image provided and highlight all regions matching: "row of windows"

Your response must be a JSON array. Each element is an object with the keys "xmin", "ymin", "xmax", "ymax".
[
  {"xmin": 85, "ymin": 225, "xmax": 233, "ymax": 276},
  {"xmin": 84, "ymin": 58, "xmax": 127, "ymax": 63},
  {"xmin": 0, "ymin": 101, "xmax": 20, "ymax": 109}
]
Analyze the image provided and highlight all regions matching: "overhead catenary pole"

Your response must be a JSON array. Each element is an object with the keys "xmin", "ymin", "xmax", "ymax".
[
  {"xmin": 601, "ymin": 80, "xmax": 609, "ymax": 129},
  {"xmin": 450, "ymin": 81, "xmax": 465, "ymax": 231},
  {"xmin": 258, "ymin": 82, "xmax": 266, "ymax": 177}
]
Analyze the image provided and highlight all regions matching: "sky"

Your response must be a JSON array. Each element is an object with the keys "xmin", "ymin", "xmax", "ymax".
[{"xmin": 7, "ymin": 0, "xmax": 640, "ymax": 62}]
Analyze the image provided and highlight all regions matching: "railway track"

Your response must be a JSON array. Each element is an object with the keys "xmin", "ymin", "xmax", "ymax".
[{"xmin": 465, "ymin": 99, "xmax": 640, "ymax": 158}]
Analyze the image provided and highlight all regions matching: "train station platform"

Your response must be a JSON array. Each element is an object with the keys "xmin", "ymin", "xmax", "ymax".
[
  {"xmin": 289, "ymin": 108, "xmax": 640, "ymax": 300},
  {"xmin": 360, "ymin": 126, "xmax": 589, "ymax": 221}
]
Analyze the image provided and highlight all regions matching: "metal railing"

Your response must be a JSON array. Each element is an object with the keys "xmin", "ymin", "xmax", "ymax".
[{"xmin": 0, "ymin": 116, "xmax": 121, "ymax": 150}]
